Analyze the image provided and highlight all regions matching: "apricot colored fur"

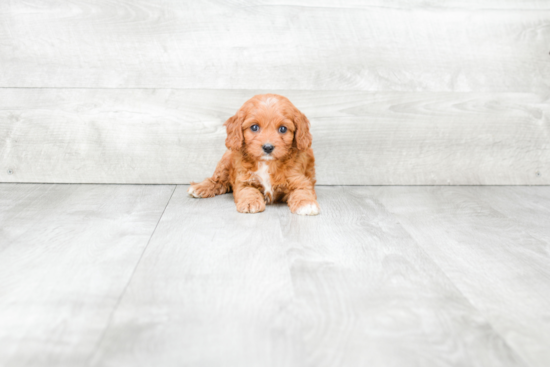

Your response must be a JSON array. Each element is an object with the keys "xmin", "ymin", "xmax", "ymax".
[{"xmin": 189, "ymin": 94, "xmax": 319, "ymax": 215}]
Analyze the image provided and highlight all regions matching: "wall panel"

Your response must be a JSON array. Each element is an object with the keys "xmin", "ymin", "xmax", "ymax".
[
  {"xmin": 0, "ymin": 0, "xmax": 548, "ymax": 91},
  {"xmin": 1, "ymin": 89, "xmax": 548, "ymax": 184}
]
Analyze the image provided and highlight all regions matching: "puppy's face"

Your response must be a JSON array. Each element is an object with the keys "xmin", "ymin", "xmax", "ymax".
[
  {"xmin": 224, "ymin": 94, "xmax": 312, "ymax": 161},
  {"xmin": 241, "ymin": 97, "xmax": 296, "ymax": 161}
]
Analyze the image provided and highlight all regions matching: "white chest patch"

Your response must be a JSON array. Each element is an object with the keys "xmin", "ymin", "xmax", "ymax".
[{"xmin": 253, "ymin": 162, "xmax": 272, "ymax": 197}]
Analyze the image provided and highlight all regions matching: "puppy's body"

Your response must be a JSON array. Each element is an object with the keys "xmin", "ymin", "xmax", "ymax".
[{"xmin": 188, "ymin": 94, "xmax": 319, "ymax": 215}]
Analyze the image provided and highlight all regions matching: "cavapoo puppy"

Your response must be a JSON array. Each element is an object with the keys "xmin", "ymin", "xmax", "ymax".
[{"xmin": 188, "ymin": 94, "xmax": 320, "ymax": 215}]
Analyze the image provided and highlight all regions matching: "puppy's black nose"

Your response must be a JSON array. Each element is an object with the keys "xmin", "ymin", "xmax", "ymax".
[{"xmin": 262, "ymin": 144, "xmax": 274, "ymax": 154}]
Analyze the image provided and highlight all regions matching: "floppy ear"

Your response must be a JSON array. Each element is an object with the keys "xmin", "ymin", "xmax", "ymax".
[
  {"xmin": 294, "ymin": 111, "xmax": 312, "ymax": 151},
  {"xmin": 224, "ymin": 112, "xmax": 244, "ymax": 151}
]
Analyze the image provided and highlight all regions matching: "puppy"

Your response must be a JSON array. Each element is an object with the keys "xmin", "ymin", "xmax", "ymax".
[{"xmin": 188, "ymin": 94, "xmax": 320, "ymax": 215}]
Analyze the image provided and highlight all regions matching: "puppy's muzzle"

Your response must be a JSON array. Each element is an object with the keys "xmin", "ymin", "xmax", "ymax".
[{"xmin": 262, "ymin": 144, "xmax": 274, "ymax": 154}]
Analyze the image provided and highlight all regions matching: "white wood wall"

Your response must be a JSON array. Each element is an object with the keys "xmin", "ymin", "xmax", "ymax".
[{"xmin": 1, "ymin": 0, "xmax": 549, "ymax": 184}]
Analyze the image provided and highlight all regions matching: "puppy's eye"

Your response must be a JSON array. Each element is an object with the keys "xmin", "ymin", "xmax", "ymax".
[
  {"xmin": 279, "ymin": 126, "xmax": 287, "ymax": 133},
  {"xmin": 250, "ymin": 124, "xmax": 259, "ymax": 132}
]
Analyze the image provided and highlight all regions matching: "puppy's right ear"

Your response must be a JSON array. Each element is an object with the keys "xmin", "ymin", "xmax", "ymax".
[{"xmin": 224, "ymin": 112, "xmax": 244, "ymax": 151}]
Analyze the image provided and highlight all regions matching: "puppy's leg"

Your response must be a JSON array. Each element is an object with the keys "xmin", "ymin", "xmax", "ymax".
[
  {"xmin": 188, "ymin": 150, "xmax": 232, "ymax": 198},
  {"xmin": 233, "ymin": 186, "xmax": 266, "ymax": 214},
  {"xmin": 288, "ymin": 188, "xmax": 320, "ymax": 216}
]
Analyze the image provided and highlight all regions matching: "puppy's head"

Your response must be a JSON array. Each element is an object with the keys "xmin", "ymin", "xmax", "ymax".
[{"xmin": 224, "ymin": 94, "xmax": 312, "ymax": 161}]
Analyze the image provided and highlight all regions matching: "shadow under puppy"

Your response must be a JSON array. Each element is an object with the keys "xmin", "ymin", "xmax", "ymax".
[{"xmin": 188, "ymin": 94, "xmax": 320, "ymax": 215}]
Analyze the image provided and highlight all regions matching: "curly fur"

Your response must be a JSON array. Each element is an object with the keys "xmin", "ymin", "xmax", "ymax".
[{"xmin": 188, "ymin": 94, "xmax": 320, "ymax": 215}]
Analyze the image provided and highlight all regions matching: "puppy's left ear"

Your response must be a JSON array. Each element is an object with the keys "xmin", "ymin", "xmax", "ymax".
[{"xmin": 294, "ymin": 111, "xmax": 312, "ymax": 151}]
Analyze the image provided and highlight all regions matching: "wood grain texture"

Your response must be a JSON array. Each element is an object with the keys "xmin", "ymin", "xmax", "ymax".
[
  {"xmin": 282, "ymin": 186, "xmax": 526, "ymax": 367},
  {"xmin": 374, "ymin": 186, "xmax": 550, "ymax": 367},
  {"xmin": 2, "ymin": 89, "xmax": 549, "ymax": 185},
  {"xmin": 0, "ymin": 183, "xmax": 175, "ymax": 367},
  {"xmin": 1, "ymin": 0, "xmax": 549, "ymax": 91},
  {"xmin": 90, "ymin": 185, "xmax": 527, "ymax": 367},
  {"xmin": 89, "ymin": 185, "xmax": 301, "ymax": 367}
]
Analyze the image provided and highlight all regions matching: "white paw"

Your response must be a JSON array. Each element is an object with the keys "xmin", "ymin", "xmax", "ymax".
[
  {"xmin": 295, "ymin": 204, "xmax": 320, "ymax": 216},
  {"xmin": 187, "ymin": 186, "xmax": 201, "ymax": 198}
]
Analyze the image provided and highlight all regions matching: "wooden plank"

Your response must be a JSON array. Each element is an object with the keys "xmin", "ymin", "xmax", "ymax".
[
  {"xmin": 281, "ymin": 186, "xmax": 527, "ymax": 367},
  {"xmin": 0, "ymin": 183, "xmax": 175, "ymax": 367},
  {"xmin": 89, "ymin": 185, "xmax": 302, "ymax": 367},
  {"xmin": 0, "ymin": 1, "xmax": 549, "ymax": 91},
  {"xmin": 260, "ymin": 0, "xmax": 550, "ymax": 9},
  {"xmin": 374, "ymin": 186, "xmax": 550, "ymax": 367},
  {"xmin": 2, "ymin": 89, "xmax": 549, "ymax": 185},
  {"xmin": 90, "ymin": 185, "xmax": 527, "ymax": 367}
]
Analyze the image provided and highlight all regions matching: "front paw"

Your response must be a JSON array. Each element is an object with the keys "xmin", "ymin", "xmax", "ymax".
[
  {"xmin": 188, "ymin": 182, "xmax": 216, "ymax": 198},
  {"xmin": 188, "ymin": 185, "xmax": 203, "ymax": 198},
  {"xmin": 236, "ymin": 197, "xmax": 266, "ymax": 214},
  {"xmin": 293, "ymin": 201, "xmax": 320, "ymax": 216}
]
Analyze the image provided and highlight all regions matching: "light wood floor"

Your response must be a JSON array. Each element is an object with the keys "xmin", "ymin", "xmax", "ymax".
[{"xmin": 1, "ymin": 184, "xmax": 549, "ymax": 367}]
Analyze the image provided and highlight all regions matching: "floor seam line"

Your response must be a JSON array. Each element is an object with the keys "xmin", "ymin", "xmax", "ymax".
[
  {"xmin": 85, "ymin": 184, "xmax": 178, "ymax": 366},
  {"xmin": 379, "ymin": 201, "xmax": 534, "ymax": 367}
]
